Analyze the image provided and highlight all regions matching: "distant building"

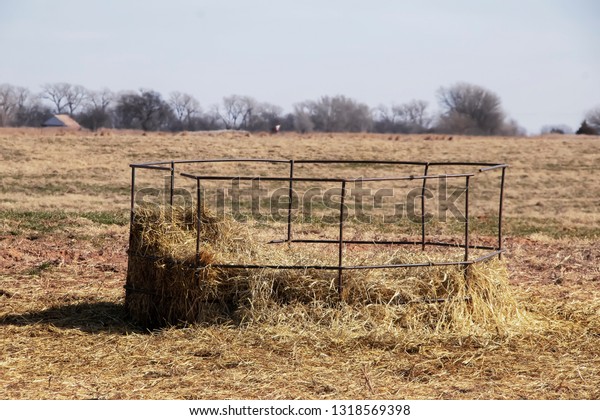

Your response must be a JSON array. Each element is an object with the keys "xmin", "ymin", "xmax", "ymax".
[{"xmin": 42, "ymin": 114, "xmax": 81, "ymax": 130}]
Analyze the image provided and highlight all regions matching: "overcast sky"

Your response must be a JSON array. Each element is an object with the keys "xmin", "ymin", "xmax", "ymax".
[{"xmin": 1, "ymin": 0, "xmax": 598, "ymax": 134}]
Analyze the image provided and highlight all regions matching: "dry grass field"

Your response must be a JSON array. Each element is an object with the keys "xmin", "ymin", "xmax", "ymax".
[{"xmin": 1, "ymin": 128, "xmax": 599, "ymax": 399}]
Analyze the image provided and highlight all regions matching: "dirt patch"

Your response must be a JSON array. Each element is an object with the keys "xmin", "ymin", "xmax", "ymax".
[{"xmin": 506, "ymin": 236, "xmax": 600, "ymax": 287}]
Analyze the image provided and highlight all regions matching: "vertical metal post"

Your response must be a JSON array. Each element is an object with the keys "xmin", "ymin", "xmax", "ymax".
[
  {"xmin": 196, "ymin": 178, "xmax": 202, "ymax": 272},
  {"xmin": 169, "ymin": 160, "xmax": 175, "ymax": 206},
  {"xmin": 128, "ymin": 166, "xmax": 136, "ymax": 254},
  {"xmin": 337, "ymin": 180, "xmax": 347, "ymax": 297},
  {"xmin": 421, "ymin": 162, "xmax": 430, "ymax": 251},
  {"xmin": 498, "ymin": 167, "xmax": 506, "ymax": 260},
  {"xmin": 287, "ymin": 160, "xmax": 295, "ymax": 242},
  {"xmin": 464, "ymin": 175, "xmax": 470, "ymax": 263},
  {"xmin": 129, "ymin": 167, "xmax": 135, "ymax": 223}
]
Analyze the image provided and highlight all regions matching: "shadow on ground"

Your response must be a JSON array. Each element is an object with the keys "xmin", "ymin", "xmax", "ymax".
[{"xmin": 0, "ymin": 301, "xmax": 147, "ymax": 334}]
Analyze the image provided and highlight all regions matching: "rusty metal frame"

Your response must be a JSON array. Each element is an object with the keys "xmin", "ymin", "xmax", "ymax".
[{"xmin": 128, "ymin": 159, "xmax": 508, "ymax": 297}]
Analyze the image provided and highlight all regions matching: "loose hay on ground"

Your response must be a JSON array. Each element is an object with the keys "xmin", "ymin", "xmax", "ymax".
[{"xmin": 126, "ymin": 205, "xmax": 527, "ymax": 338}]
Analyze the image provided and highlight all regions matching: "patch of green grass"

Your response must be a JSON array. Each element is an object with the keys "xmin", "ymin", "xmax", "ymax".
[
  {"xmin": 0, "ymin": 180, "xmax": 129, "ymax": 195},
  {"xmin": 504, "ymin": 217, "xmax": 600, "ymax": 239},
  {"xmin": 1, "ymin": 210, "xmax": 128, "ymax": 235},
  {"xmin": 1, "ymin": 210, "xmax": 70, "ymax": 233},
  {"xmin": 80, "ymin": 211, "xmax": 128, "ymax": 226}
]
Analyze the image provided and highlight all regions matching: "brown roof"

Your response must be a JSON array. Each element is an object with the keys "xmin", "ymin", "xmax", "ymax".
[{"xmin": 42, "ymin": 114, "xmax": 81, "ymax": 129}]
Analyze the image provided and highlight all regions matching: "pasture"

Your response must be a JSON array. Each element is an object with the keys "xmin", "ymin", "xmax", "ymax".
[{"xmin": 1, "ymin": 129, "xmax": 599, "ymax": 399}]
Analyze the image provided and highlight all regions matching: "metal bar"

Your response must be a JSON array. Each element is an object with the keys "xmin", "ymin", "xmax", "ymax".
[
  {"xmin": 179, "ymin": 173, "xmax": 345, "ymax": 183},
  {"xmin": 464, "ymin": 176, "xmax": 470, "ymax": 263},
  {"xmin": 128, "ymin": 166, "xmax": 136, "ymax": 269},
  {"xmin": 195, "ymin": 178, "xmax": 201, "ymax": 273},
  {"xmin": 338, "ymin": 180, "xmax": 347, "ymax": 296},
  {"xmin": 294, "ymin": 159, "xmax": 428, "ymax": 165},
  {"xmin": 129, "ymin": 167, "xmax": 136, "ymax": 225},
  {"xmin": 350, "ymin": 173, "xmax": 475, "ymax": 182},
  {"xmin": 130, "ymin": 162, "xmax": 171, "ymax": 167},
  {"xmin": 470, "ymin": 249, "xmax": 504, "ymax": 264},
  {"xmin": 427, "ymin": 242, "xmax": 496, "ymax": 250},
  {"xmin": 294, "ymin": 160, "xmax": 505, "ymax": 170},
  {"xmin": 268, "ymin": 238, "xmax": 497, "ymax": 250},
  {"xmin": 214, "ymin": 260, "xmax": 476, "ymax": 270},
  {"xmin": 129, "ymin": 164, "xmax": 172, "ymax": 171},
  {"xmin": 463, "ymin": 176, "xmax": 471, "ymax": 283},
  {"xmin": 179, "ymin": 172, "xmax": 475, "ymax": 183},
  {"xmin": 169, "ymin": 158, "xmax": 290, "ymax": 164},
  {"xmin": 287, "ymin": 160, "xmax": 294, "ymax": 242},
  {"xmin": 421, "ymin": 162, "xmax": 430, "ymax": 251},
  {"xmin": 132, "ymin": 159, "xmax": 506, "ymax": 170},
  {"xmin": 131, "ymin": 158, "xmax": 291, "ymax": 167},
  {"xmin": 129, "ymin": 252, "xmax": 500, "ymax": 271},
  {"xmin": 498, "ymin": 166, "xmax": 506, "ymax": 259},
  {"xmin": 211, "ymin": 263, "xmax": 341, "ymax": 270},
  {"xmin": 339, "ymin": 261, "xmax": 472, "ymax": 269},
  {"xmin": 427, "ymin": 161, "xmax": 506, "ymax": 167},
  {"xmin": 169, "ymin": 160, "xmax": 175, "ymax": 206}
]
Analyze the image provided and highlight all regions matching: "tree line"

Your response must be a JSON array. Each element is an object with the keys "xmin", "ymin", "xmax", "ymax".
[{"xmin": 0, "ymin": 82, "xmax": 598, "ymax": 135}]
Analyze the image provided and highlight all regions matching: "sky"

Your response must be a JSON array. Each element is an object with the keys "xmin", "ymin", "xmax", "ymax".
[{"xmin": 0, "ymin": 0, "xmax": 598, "ymax": 134}]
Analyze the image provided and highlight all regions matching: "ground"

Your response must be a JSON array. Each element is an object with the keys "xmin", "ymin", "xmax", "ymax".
[{"xmin": 1, "ymin": 129, "xmax": 599, "ymax": 399}]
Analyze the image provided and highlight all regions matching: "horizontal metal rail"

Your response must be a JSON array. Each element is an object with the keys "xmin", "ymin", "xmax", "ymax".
[
  {"xmin": 268, "ymin": 238, "xmax": 499, "ymax": 251},
  {"xmin": 179, "ymin": 172, "xmax": 475, "ymax": 183},
  {"xmin": 293, "ymin": 159, "xmax": 428, "ymax": 165},
  {"xmin": 128, "ymin": 248, "xmax": 503, "ymax": 271},
  {"xmin": 131, "ymin": 159, "xmax": 507, "ymax": 171},
  {"xmin": 129, "ymin": 163, "xmax": 172, "ymax": 171},
  {"xmin": 130, "ymin": 158, "xmax": 291, "ymax": 167}
]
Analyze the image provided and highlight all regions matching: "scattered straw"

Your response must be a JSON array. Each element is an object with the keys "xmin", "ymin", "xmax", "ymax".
[{"xmin": 126, "ymin": 205, "xmax": 526, "ymax": 338}]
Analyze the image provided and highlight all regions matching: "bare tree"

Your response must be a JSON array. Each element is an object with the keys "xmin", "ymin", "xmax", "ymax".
[
  {"xmin": 293, "ymin": 102, "xmax": 314, "ymax": 133},
  {"xmin": 65, "ymin": 84, "xmax": 86, "ymax": 115},
  {"xmin": 215, "ymin": 95, "xmax": 257, "ymax": 130},
  {"xmin": 436, "ymin": 82, "xmax": 505, "ymax": 135},
  {"xmin": 373, "ymin": 101, "xmax": 431, "ymax": 134},
  {"xmin": 372, "ymin": 105, "xmax": 395, "ymax": 133},
  {"xmin": 78, "ymin": 88, "xmax": 114, "ymax": 131},
  {"xmin": 41, "ymin": 82, "xmax": 86, "ymax": 115},
  {"xmin": 0, "ymin": 84, "xmax": 52, "ymax": 127},
  {"xmin": 205, "ymin": 104, "xmax": 225, "ymax": 130},
  {"xmin": 0, "ymin": 84, "xmax": 17, "ymax": 126},
  {"xmin": 247, "ymin": 101, "xmax": 283, "ymax": 131},
  {"xmin": 294, "ymin": 95, "xmax": 372, "ymax": 133},
  {"xmin": 41, "ymin": 83, "xmax": 68, "ymax": 113},
  {"xmin": 88, "ymin": 88, "xmax": 113, "ymax": 111},
  {"xmin": 391, "ymin": 100, "xmax": 431, "ymax": 133},
  {"xmin": 169, "ymin": 91, "xmax": 201, "ymax": 130}
]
